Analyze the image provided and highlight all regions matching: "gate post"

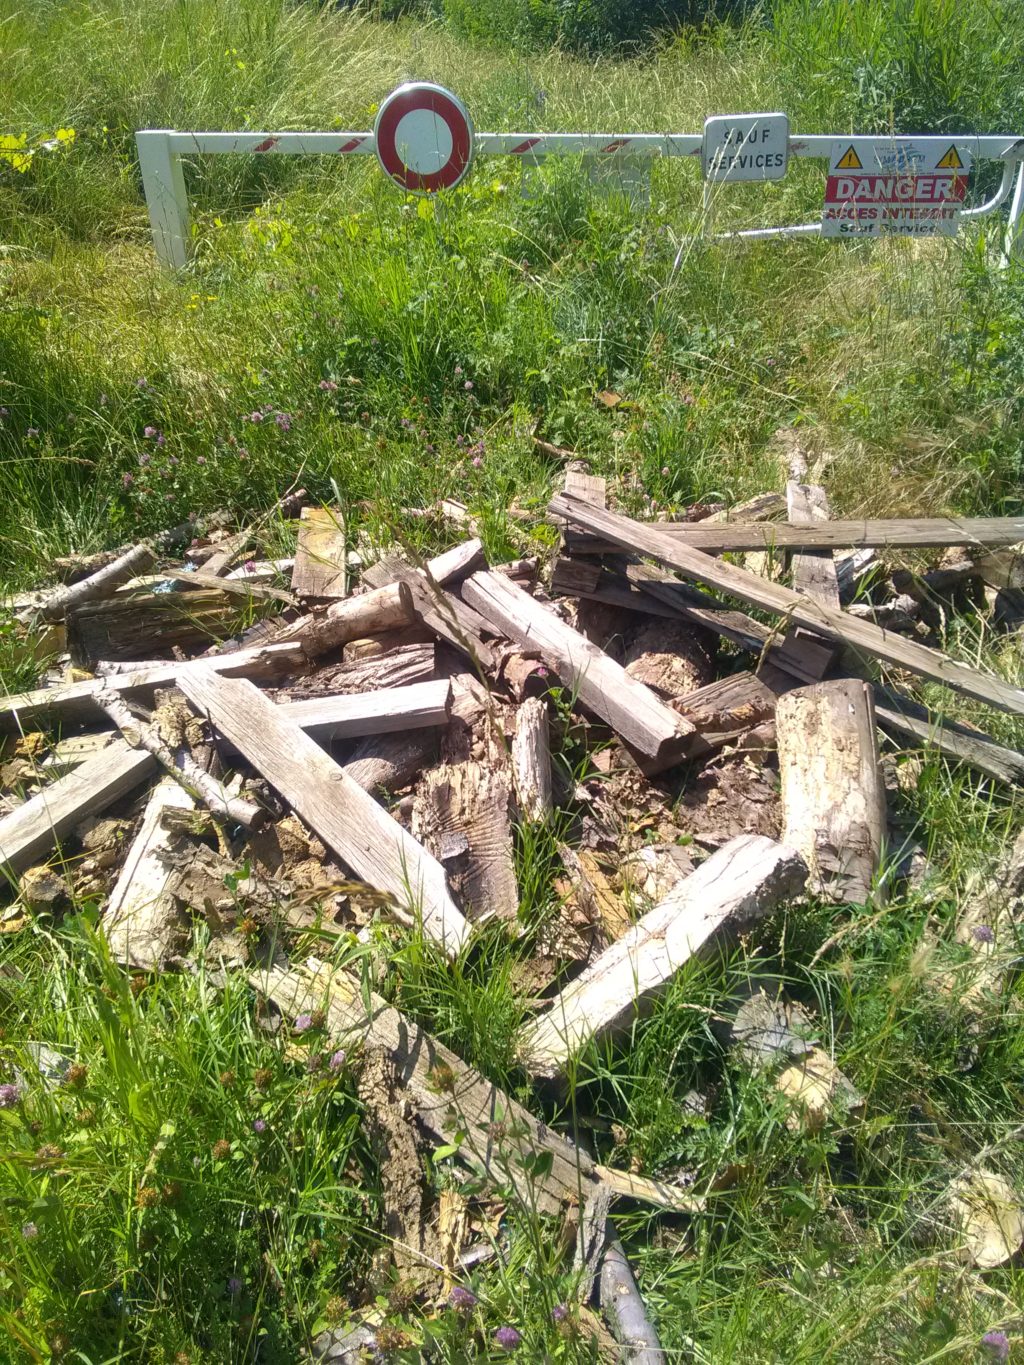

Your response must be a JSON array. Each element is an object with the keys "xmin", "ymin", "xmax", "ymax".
[{"xmin": 136, "ymin": 131, "xmax": 190, "ymax": 270}]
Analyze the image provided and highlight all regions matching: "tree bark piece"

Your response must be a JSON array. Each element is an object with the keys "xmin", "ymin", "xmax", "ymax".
[
  {"xmin": 600, "ymin": 1229, "xmax": 666, "ymax": 1364},
  {"xmin": 462, "ymin": 571, "xmax": 696, "ymax": 768},
  {"xmin": 177, "ymin": 670, "xmax": 469, "ymax": 956},
  {"xmin": 274, "ymin": 581, "xmax": 415, "ymax": 660},
  {"xmin": 519, "ymin": 835, "xmax": 806, "ymax": 1078},
  {"xmin": 0, "ymin": 742, "xmax": 156, "ymax": 876},
  {"xmin": 32, "ymin": 543, "xmax": 157, "ymax": 623},
  {"xmin": 549, "ymin": 494, "xmax": 1024, "ymax": 717},
  {"xmin": 279, "ymin": 643, "xmax": 435, "ymax": 700},
  {"xmin": 98, "ymin": 689, "xmax": 264, "ymax": 829},
  {"xmin": 278, "ymin": 682, "xmax": 451, "ymax": 741},
  {"xmin": 103, "ymin": 777, "xmax": 196, "ymax": 969},
  {"xmin": 0, "ymin": 642, "xmax": 307, "ymax": 731},
  {"xmin": 291, "ymin": 506, "xmax": 348, "ymax": 599},
  {"xmin": 776, "ymin": 680, "xmax": 886, "ymax": 904},
  {"xmin": 512, "ymin": 698, "xmax": 552, "ymax": 822}
]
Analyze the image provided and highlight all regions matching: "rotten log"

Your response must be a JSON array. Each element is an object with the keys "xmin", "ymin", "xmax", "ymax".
[
  {"xmin": 776, "ymin": 680, "xmax": 886, "ymax": 904},
  {"xmin": 291, "ymin": 506, "xmax": 348, "ymax": 599},
  {"xmin": 66, "ymin": 588, "xmax": 254, "ymax": 667},
  {"xmin": 30, "ymin": 542, "xmax": 156, "ymax": 623},
  {"xmin": 412, "ymin": 760, "xmax": 519, "ymax": 924},
  {"xmin": 177, "ymin": 669, "xmax": 469, "ymax": 956},
  {"xmin": 103, "ymin": 778, "xmax": 195, "ymax": 969},
  {"xmin": 600, "ymin": 1230, "xmax": 666, "ymax": 1364},
  {"xmin": 462, "ymin": 571, "xmax": 696, "ymax": 769},
  {"xmin": 97, "ymin": 689, "xmax": 264, "ymax": 829},
  {"xmin": 342, "ymin": 731, "xmax": 437, "ymax": 796},
  {"xmin": 518, "ymin": 835, "xmax": 806, "ymax": 1078},
  {"xmin": 549, "ymin": 494, "xmax": 1024, "ymax": 717},
  {"xmin": 279, "ymin": 642, "xmax": 435, "ymax": 699},
  {"xmin": 0, "ymin": 742, "xmax": 156, "ymax": 876},
  {"xmin": 512, "ymin": 697, "xmax": 552, "ymax": 822}
]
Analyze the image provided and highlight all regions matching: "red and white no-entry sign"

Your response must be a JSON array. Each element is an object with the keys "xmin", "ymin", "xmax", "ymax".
[{"xmin": 374, "ymin": 82, "xmax": 474, "ymax": 194}]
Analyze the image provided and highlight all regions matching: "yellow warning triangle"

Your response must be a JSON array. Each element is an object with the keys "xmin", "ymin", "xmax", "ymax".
[
  {"xmin": 835, "ymin": 145, "xmax": 862, "ymax": 170},
  {"xmin": 936, "ymin": 144, "xmax": 964, "ymax": 170}
]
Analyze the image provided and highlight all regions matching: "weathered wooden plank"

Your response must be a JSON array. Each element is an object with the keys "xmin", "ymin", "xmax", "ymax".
[
  {"xmin": 671, "ymin": 671, "xmax": 779, "ymax": 751},
  {"xmin": 177, "ymin": 669, "xmax": 469, "ymax": 956},
  {"xmin": 279, "ymin": 681, "xmax": 451, "ymax": 739},
  {"xmin": 0, "ymin": 642, "xmax": 307, "ymax": 731},
  {"xmin": 202, "ymin": 530, "xmax": 251, "ymax": 577},
  {"xmin": 786, "ymin": 482, "xmax": 840, "ymax": 608},
  {"xmin": 872, "ymin": 688, "xmax": 1024, "ymax": 786},
  {"xmin": 512, "ymin": 698, "xmax": 552, "ymax": 822},
  {"xmin": 519, "ymin": 836, "xmax": 806, "ymax": 1078},
  {"xmin": 291, "ymin": 506, "xmax": 348, "ymax": 599},
  {"xmin": 777, "ymin": 681, "xmax": 886, "ymax": 904},
  {"xmin": 252, "ymin": 957, "xmax": 597, "ymax": 1215},
  {"xmin": 361, "ymin": 539, "xmax": 486, "ymax": 592},
  {"xmin": 461, "ymin": 570, "xmax": 696, "ymax": 766},
  {"xmin": 571, "ymin": 516, "xmax": 1024, "ymax": 554},
  {"xmin": 32, "ymin": 543, "xmax": 156, "ymax": 623},
  {"xmin": 0, "ymin": 742, "xmax": 156, "ymax": 875},
  {"xmin": 549, "ymin": 495, "xmax": 1024, "ymax": 717}
]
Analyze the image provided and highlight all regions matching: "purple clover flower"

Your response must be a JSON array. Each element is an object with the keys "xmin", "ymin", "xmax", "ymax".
[
  {"xmin": 155, "ymin": 433, "xmax": 165, "ymax": 448},
  {"xmin": 243, "ymin": 560, "xmax": 257, "ymax": 574},
  {"xmin": 982, "ymin": 1332, "xmax": 1010, "ymax": 1363},
  {"xmin": 293, "ymin": 1013, "xmax": 313, "ymax": 1033},
  {"xmin": 464, "ymin": 380, "xmax": 473, "ymax": 391},
  {"xmin": 973, "ymin": 924, "xmax": 996, "ymax": 944},
  {"xmin": 227, "ymin": 1276, "xmax": 243, "ymax": 1297},
  {"xmin": 551, "ymin": 1304, "xmax": 568, "ymax": 1322},
  {"xmin": 22, "ymin": 1222, "xmax": 38, "ymax": 1239},
  {"xmin": 248, "ymin": 411, "xmax": 263, "ymax": 424},
  {"xmin": 454, "ymin": 365, "xmax": 463, "ymax": 376},
  {"xmin": 661, "ymin": 466, "xmax": 670, "ymax": 477},
  {"xmin": 26, "ymin": 427, "xmax": 39, "ymax": 438},
  {"xmin": 253, "ymin": 1118, "xmax": 267, "ymax": 1134},
  {"xmin": 472, "ymin": 456, "xmax": 482, "ymax": 468},
  {"xmin": 0, "ymin": 1084, "xmax": 21, "ymax": 1108},
  {"xmin": 275, "ymin": 412, "xmax": 292, "ymax": 432},
  {"xmin": 196, "ymin": 455, "xmax": 206, "ymax": 465},
  {"xmin": 328, "ymin": 1049, "xmax": 346, "ymax": 1072},
  {"xmin": 122, "ymin": 473, "xmax": 134, "ymax": 489},
  {"xmin": 237, "ymin": 447, "xmax": 248, "ymax": 460},
  {"xmin": 494, "ymin": 1326, "xmax": 522, "ymax": 1351},
  {"xmin": 136, "ymin": 378, "xmax": 148, "ymax": 389},
  {"xmin": 449, "ymin": 1286, "xmax": 477, "ymax": 1311},
  {"xmin": 319, "ymin": 379, "xmax": 338, "ymax": 392},
  {"xmin": 144, "ymin": 425, "xmax": 157, "ymax": 438}
]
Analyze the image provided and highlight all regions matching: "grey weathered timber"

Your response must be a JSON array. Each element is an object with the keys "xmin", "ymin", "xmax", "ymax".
[
  {"xmin": 0, "ymin": 742, "xmax": 156, "ymax": 876},
  {"xmin": 290, "ymin": 506, "xmax": 348, "ymax": 599},
  {"xmin": 548, "ymin": 495, "xmax": 1024, "ymax": 717},
  {"xmin": 279, "ymin": 681, "xmax": 451, "ymax": 739},
  {"xmin": 462, "ymin": 570, "xmax": 696, "ymax": 766},
  {"xmin": 177, "ymin": 669, "xmax": 469, "ymax": 957},
  {"xmin": 518, "ymin": 835, "xmax": 806, "ymax": 1078}
]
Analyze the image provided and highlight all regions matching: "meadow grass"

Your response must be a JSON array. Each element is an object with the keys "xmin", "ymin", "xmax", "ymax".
[{"xmin": 1, "ymin": 0, "xmax": 1024, "ymax": 1360}]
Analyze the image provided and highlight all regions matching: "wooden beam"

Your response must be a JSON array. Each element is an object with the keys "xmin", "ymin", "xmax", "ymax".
[
  {"xmin": 512, "ymin": 698, "xmax": 552, "ymax": 822},
  {"xmin": 279, "ymin": 681, "xmax": 451, "ymax": 739},
  {"xmin": 176, "ymin": 669, "xmax": 469, "ymax": 957},
  {"xmin": 548, "ymin": 494, "xmax": 1024, "ymax": 717},
  {"xmin": 291, "ymin": 506, "xmax": 348, "ymax": 599},
  {"xmin": 569, "ymin": 516, "xmax": 1024, "ymax": 554},
  {"xmin": 0, "ymin": 743, "xmax": 156, "ymax": 877},
  {"xmin": 518, "ymin": 835, "xmax": 806, "ymax": 1078},
  {"xmin": 872, "ymin": 687, "xmax": 1024, "ymax": 786},
  {"xmin": 360, "ymin": 538, "xmax": 485, "ymax": 592},
  {"xmin": 462, "ymin": 570, "xmax": 696, "ymax": 767},
  {"xmin": 787, "ymin": 482, "xmax": 840, "ymax": 608},
  {"xmin": 0, "ymin": 642, "xmax": 307, "ymax": 731}
]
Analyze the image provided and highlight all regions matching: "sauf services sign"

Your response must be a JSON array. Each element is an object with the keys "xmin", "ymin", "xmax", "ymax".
[{"xmin": 821, "ymin": 139, "xmax": 971, "ymax": 237}]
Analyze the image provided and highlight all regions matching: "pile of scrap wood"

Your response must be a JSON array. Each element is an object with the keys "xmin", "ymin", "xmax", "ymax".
[{"xmin": 4, "ymin": 476, "xmax": 1024, "ymax": 1351}]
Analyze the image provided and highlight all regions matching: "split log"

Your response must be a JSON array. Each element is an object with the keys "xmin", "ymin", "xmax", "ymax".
[
  {"xmin": 342, "ymin": 732, "xmax": 438, "ymax": 796},
  {"xmin": 462, "ymin": 571, "xmax": 696, "ymax": 769},
  {"xmin": 31, "ymin": 542, "xmax": 156, "ymax": 623},
  {"xmin": 0, "ymin": 742, "xmax": 156, "ymax": 876},
  {"xmin": 97, "ymin": 689, "xmax": 264, "ymax": 829},
  {"xmin": 518, "ymin": 835, "xmax": 806, "ymax": 1078},
  {"xmin": 103, "ymin": 778, "xmax": 195, "ymax": 969},
  {"xmin": 278, "ymin": 681, "xmax": 451, "ymax": 740},
  {"xmin": 177, "ymin": 670, "xmax": 469, "ymax": 956},
  {"xmin": 776, "ymin": 681, "xmax": 886, "ymax": 904},
  {"xmin": 412, "ymin": 761, "xmax": 519, "ymax": 924},
  {"xmin": 274, "ymin": 581, "xmax": 415, "ymax": 659},
  {"xmin": 66, "ymin": 589, "xmax": 251, "ymax": 667},
  {"xmin": 512, "ymin": 698, "xmax": 552, "ymax": 822},
  {"xmin": 0, "ymin": 641, "xmax": 307, "ymax": 731},
  {"xmin": 291, "ymin": 506, "xmax": 348, "ymax": 599},
  {"xmin": 549, "ymin": 494, "xmax": 1024, "ymax": 717},
  {"xmin": 279, "ymin": 643, "xmax": 435, "ymax": 699},
  {"xmin": 600, "ymin": 1230, "xmax": 666, "ymax": 1364}
]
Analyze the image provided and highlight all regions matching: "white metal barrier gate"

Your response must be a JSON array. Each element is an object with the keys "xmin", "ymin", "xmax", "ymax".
[{"xmin": 136, "ymin": 81, "xmax": 1024, "ymax": 270}]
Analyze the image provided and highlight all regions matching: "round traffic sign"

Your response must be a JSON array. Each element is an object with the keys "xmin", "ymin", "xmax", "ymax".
[{"xmin": 374, "ymin": 82, "xmax": 474, "ymax": 194}]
